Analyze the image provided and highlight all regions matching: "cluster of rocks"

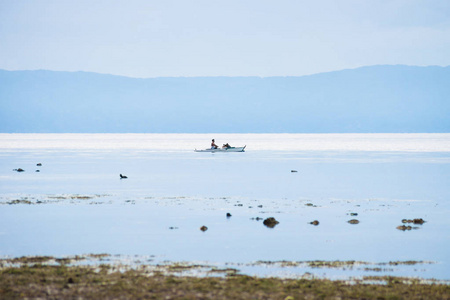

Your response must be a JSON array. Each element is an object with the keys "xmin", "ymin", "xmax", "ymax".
[
  {"xmin": 397, "ymin": 218, "xmax": 426, "ymax": 231},
  {"xmin": 402, "ymin": 218, "xmax": 425, "ymax": 224},
  {"xmin": 195, "ymin": 209, "xmax": 426, "ymax": 233},
  {"xmin": 396, "ymin": 225, "xmax": 418, "ymax": 231}
]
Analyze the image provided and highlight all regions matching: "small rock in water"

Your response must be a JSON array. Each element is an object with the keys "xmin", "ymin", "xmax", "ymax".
[
  {"xmin": 396, "ymin": 225, "xmax": 419, "ymax": 231},
  {"xmin": 402, "ymin": 218, "xmax": 425, "ymax": 224},
  {"xmin": 257, "ymin": 205, "xmax": 263, "ymax": 208},
  {"xmin": 348, "ymin": 219, "xmax": 360, "ymax": 224},
  {"xmin": 291, "ymin": 170, "xmax": 298, "ymax": 173},
  {"xmin": 35, "ymin": 170, "xmax": 40, "ymax": 172},
  {"xmin": 349, "ymin": 212, "xmax": 358, "ymax": 216},
  {"xmin": 169, "ymin": 226, "xmax": 179, "ymax": 230},
  {"xmin": 263, "ymin": 217, "xmax": 279, "ymax": 228},
  {"xmin": 120, "ymin": 174, "xmax": 128, "ymax": 179},
  {"xmin": 309, "ymin": 220, "xmax": 319, "ymax": 226},
  {"xmin": 226, "ymin": 213, "xmax": 232, "ymax": 218},
  {"xmin": 200, "ymin": 226, "xmax": 208, "ymax": 232},
  {"xmin": 13, "ymin": 168, "xmax": 25, "ymax": 172},
  {"xmin": 37, "ymin": 163, "xmax": 42, "ymax": 166}
]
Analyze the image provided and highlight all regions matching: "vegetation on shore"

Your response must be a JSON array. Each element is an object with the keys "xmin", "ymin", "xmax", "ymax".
[{"xmin": 1, "ymin": 263, "xmax": 449, "ymax": 299}]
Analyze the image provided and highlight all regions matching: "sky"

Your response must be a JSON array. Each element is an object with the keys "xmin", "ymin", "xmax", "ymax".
[{"xmin": 0, "ymin": 0, "xmax": 449, "ymax": 78}]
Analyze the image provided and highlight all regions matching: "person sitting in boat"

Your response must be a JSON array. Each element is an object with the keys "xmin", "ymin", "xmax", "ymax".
[
  {"xmin": 222, "ymin": 143, "xmax": 231, "ymax": 149},
  {"xmin": 211, "ymin": 139, "xmax": 218, "ymax": 149}
]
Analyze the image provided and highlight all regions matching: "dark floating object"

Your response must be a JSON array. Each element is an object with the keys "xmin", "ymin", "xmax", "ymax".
[
  {"xmin": 36, "ymin": 163, "xmax": 42, "ymax": 166},
  {"xmin": 120, "ymin": 174, "xmax": 128, "ymax": 179},
  {"xmin": 291, "ymin": 170, "xmax": 298, "ymax": 173},
  {"xmin": 349, "ymin": 212, "xmax": 358, "ymax": 216},
  {"xmin": 13, "ymin": 168, "xmax": 25, "ymax": 172},
  {"xmin": 200, "ymin": 225, "xmax": 208, "ymax": 232},
  {"xmin": 402, "ymin": 218, "xmax": 425, "ymax": 224},
  {"xmin": 348, "ymin": 219, "xmax": 360, "ymax": 224},
  {"xmin": 35, "ymin": 170, "xmax": 40, "ymax": 172},
  {"xmin": 257, "ymin": 205, "xmax": 263, "ymax": 208},
  {"xmin": 309, "ymin": 220, "xmax": 319, "ymax": 226},
  {"xmin": 169, "ymin": 227, "xmax": 179, "ymax": 230},
  {"xmin": 226, "ymin": 213, "xmax": 232, "ymax": 218},
  {"xmin": 250, "ymin": 217, "xmax": 263, "ymax": 221},
  {"xmin": 397, "ymin": 225, "xmax": 419, "ymax": 231},
  {"xmin": 263, "ymin": 217, "xmax": 279, "ymax": 228}
]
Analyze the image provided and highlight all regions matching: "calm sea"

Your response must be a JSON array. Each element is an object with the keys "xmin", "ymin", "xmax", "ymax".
[{"xmin": 1, "ymin": 133, "xmax": 449, "ymax": 279}]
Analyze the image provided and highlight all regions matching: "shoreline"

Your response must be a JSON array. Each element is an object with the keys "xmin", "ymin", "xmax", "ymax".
[
  {"xmin": 1, "ymin": 255, "xmax": 447, "ymax": 283},
  {"xmin": 1, "ymin": 255, "xmax": 449, "ymax": 299}
]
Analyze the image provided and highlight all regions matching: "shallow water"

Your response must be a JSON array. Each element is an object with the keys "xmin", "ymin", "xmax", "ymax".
[{"xmin": 0, "ymin": 134, "xmax": 449, "ymax": 279}]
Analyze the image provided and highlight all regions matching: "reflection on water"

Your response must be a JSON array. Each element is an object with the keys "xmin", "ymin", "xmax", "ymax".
[{"xmin": 0, "ymin": 134, "xmax": 449, "ymax": 279}]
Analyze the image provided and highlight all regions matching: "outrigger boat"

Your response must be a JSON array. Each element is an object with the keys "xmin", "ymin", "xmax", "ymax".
[{"xmin": 194, "ymin": 146, "xmax": 246, "ymax": 153}]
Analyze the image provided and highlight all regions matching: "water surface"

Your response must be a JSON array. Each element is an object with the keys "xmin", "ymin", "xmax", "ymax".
[{"xmin": 1, "ymin": 134, "xmax": 449, "ymax": 279}]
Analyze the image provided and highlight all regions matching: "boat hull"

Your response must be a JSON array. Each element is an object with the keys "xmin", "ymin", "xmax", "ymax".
[{"xmin": 194, "ymin": 146, "xmax": 246, "ymax": 153}]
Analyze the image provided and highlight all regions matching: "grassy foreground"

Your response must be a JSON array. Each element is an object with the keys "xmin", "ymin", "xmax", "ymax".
[{"xmin": 1, "ymin": 264, "xmax": 449, "ymax": 299}]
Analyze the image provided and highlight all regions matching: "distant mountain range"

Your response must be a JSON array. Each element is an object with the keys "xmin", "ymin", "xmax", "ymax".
[{"xmin": 0, "ymin": 65, "xmax": 449, "ymax": 133}]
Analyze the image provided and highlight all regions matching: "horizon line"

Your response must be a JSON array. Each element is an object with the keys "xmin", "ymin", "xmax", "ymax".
[{"xmin": 1, "ymin": 64, "xmax": 448, "ymax": 80}]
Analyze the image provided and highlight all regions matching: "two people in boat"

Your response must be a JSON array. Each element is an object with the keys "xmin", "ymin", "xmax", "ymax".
[{"xmin": 211, "ymin": 139, "xmax": 231, "ymax": 149}]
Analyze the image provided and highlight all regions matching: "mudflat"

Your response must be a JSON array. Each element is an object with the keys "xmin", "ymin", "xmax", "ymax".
[{"xmin": 1, "ymin": 262, "xmax": 449, "ymax": 300}]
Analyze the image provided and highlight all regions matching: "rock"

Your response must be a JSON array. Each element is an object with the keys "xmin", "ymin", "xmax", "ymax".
[
  {"xmin": 349, "ymin": 213, "xmax": 358, "ymax": 216},
  {"xmin": 120, "ymin": 174, "xmax": 128, "ymax": 179},
  {"xmin": 35, "ymin": 170, "xmax": 40, "ymax": 172},
  {"xmin": 37, "ymin": 163, "xmax": 42, "ymax": 166},
  {"xmin": 13, "ymin": 168, "xmax": 25, "ymax": 172},
  {"xmin": 291, "ymin": 170, "xmax": 298, "ymax": 173},
  {"xmin": 397, "ymin": 225, "xmax": 412, "ymax": 231},
  {"xmin": 348, "ymin": 219, "xmax": 359, "ymax": 224},
  {"xmin": 257, "ymin": 205, "xmax": 263, "ymax": 208},
  {"xmin": 263, "ymin": 217, "xmax": 279, "ymax": 228},
  {"xmin": 309, "ymin": 220, "xmax": 319, "ymax": 226},
  {"xmin": 226, "ymin": 213, "xmax": 232, "ymax": 217},
  {"xmin": 200, "ymin": 226, "xmax": 208, "ymax": 232},
  {"xmin": 401, "ymin": 218, "xmax": 425, "ymax": 224}
]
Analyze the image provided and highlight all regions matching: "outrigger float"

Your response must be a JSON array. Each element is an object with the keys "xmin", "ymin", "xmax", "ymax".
[{"xmin": 194, "ymin": 146, "xmax": 246, "ymax": 153}]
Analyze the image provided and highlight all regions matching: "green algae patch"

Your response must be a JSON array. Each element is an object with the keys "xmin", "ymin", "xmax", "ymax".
[{"xmin": 0, "ymin": 264, "xmax": 449, "ymax": 300}]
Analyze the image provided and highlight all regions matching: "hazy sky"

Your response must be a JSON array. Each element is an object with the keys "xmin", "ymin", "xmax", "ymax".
[{"xmin": 0, "ymin": 0, "xmax": 449, "ymax": 77}]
